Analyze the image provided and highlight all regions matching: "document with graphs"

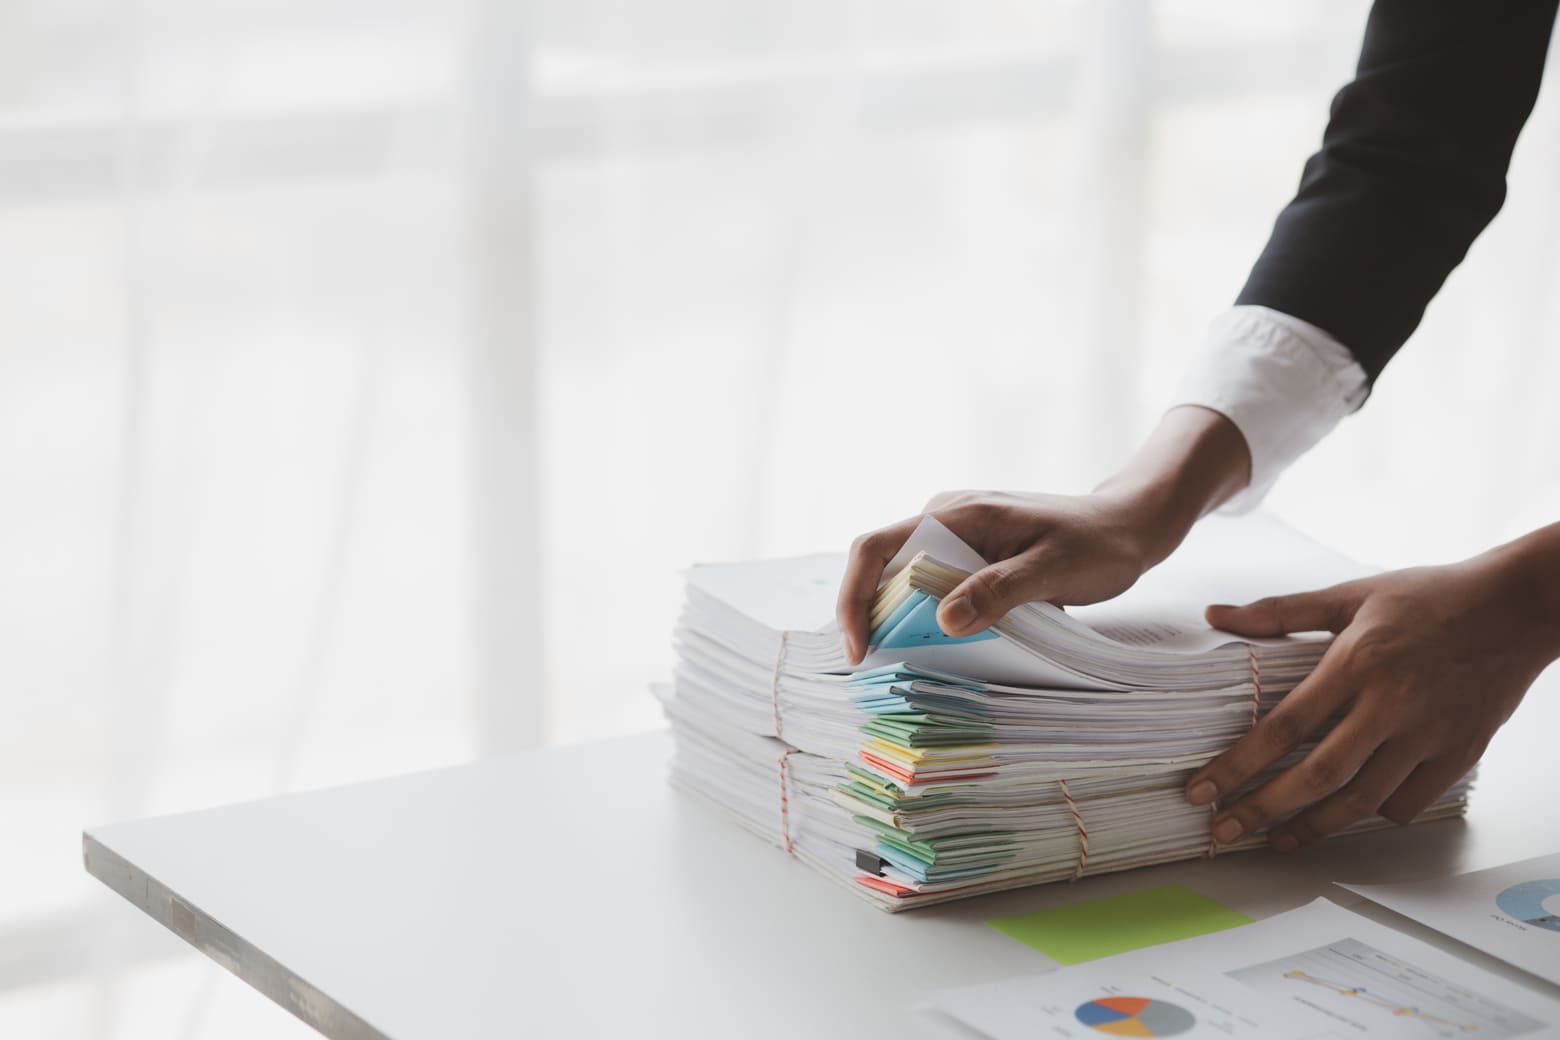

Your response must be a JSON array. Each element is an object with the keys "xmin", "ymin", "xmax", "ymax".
[
  {"xmin": 1343, "ymin": 851, "xmax": 1560, "ymax": 989},
  {"xmin": 926, "ymin": 898, "xmax": 1560, "ymax": 1039}
]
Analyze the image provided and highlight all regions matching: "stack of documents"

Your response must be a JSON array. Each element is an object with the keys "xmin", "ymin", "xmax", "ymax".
[{"xmin": 659, "ymin": 514, "xmax": 1473, "ymax": 911}]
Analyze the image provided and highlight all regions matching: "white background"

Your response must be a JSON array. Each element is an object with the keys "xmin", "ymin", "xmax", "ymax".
[{"xmin": 4, "ymin": 0, "xmax": 1560, "ymax": 1036}]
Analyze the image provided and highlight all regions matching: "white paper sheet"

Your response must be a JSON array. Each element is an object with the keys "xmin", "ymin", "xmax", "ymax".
[
  {"xmin": 926, "ymin": 898, "xmax": 1560, "ymax": 1039},
  {"xmin": 1342, "ymin": 852, "xmax": 1560, "ymax": 988}
]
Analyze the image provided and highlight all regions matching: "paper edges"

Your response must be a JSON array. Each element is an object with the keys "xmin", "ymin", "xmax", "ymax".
[{"xmin": 764, "ymin": 634, "xmax": 1266, "ymax": 894}]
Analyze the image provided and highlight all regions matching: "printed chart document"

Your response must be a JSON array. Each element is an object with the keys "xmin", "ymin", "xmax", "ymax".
[
  {"xmin": 1343, "ymin": 851, "xmax": 1560, "ymax": 988},
  {"xmin": 926, "ymin": 898, "xmax": 1560, "ymax": 1039}
]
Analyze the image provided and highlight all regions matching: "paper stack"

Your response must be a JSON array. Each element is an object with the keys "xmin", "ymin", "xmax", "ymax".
[{"xmin": 657, "ymin": 514, "xmax": 1472, "ymax": 911}]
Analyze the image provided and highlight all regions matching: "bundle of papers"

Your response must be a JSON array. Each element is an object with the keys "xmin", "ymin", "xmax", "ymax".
[{"xmin": 659, "ymin": 514, "xmax": 1473, "ymax": 911}]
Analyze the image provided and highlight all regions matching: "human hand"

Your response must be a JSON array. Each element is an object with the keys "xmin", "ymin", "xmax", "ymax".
[
  {"xmin": 835, "ymin": 490, "xmax": 1164, "ymax": 665},
  {"xmin": 1186, "ymin": 551, "xmax": 1560, "ymax": 851},
  {"xmin": 833, "ymin": 405, "xmax": 1253, "ymax": 664}
]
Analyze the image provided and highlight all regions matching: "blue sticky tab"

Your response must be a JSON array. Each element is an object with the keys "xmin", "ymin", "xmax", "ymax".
[
  {"xmin": 873, "ymin": 844, "xmax": 997, "ymax": 884},
  {"xmin": 874, "ymin": 591, "xmax": 998, "ymax": 649},
  {"xmin": 867, "ymin": 594, "xmax": 922, "ymax": 647},
  {"xmin": 848, "ymin": 665, "xmax": 915, "ymax": 688},
  {"xmin": 852, "ymin": 694, "xmax": 914, "ymax": 714}
]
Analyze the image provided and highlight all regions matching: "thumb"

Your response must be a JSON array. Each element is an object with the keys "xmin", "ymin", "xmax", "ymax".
[
  {"xmin": 1206, "ymin": 584, "xmax": 1361, "ymax": 637},
  {"xmin": 937, "ymin": 556, "xmax": 1046, "ymax": 637}
]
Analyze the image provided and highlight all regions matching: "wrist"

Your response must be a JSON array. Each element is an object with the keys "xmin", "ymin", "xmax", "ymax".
[
  {"xmin": 1093, "ymin": 406, "xmax": 1253, "ymax": 568},
  {"xmin": 1475, "ymin": 523, "xmax": 1560, "ymax": 662},
  {"xmin": 1088, "ymin": 482, "xmax": 1194, "ymax": 571}
]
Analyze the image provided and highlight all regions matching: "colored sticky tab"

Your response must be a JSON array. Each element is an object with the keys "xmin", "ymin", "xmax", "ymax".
[
  {"xmin": 868, "ymin": 594, "xmax": 922, "ymax": 646},
  {"xmin": 873, "ymin": 591, "xmax": 998, "ymax": 649},
  {"xmin": 986, "ymin": 885, "xmax": 1251, "ymax": 965}
]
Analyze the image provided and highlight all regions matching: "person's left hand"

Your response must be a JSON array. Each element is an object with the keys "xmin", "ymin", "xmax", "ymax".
[{"xmin": 1183, "ymin": 553, "xmax": 1558, "ymax": 852}]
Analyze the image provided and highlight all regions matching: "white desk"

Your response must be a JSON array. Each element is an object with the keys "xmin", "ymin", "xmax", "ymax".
[{"xmin": 85, "ymin": 714, "xmax": 1560, "ymax": 1039}]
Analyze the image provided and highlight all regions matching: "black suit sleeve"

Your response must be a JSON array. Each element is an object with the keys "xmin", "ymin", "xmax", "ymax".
[{"xmin": 1236, "ymin": 0, "xmax": 1558, "ymax": 385}]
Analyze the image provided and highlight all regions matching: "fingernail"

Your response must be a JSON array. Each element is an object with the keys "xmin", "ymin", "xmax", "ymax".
[
  {"xmin": 1208, "ymin": 604, "xmax": 1235, "ymax": 612},
  {"xmin": 940, "ymin": 596, "xmax": 975, "ymax": 633},
  {"xmin": 842, "ymin": 637, "xmax": 857, "ymax": 664},
  {"xmin": 1213, "ymin": 817, "xmax": 1244, "ymax": 844},
  {"xmin": 1271, "ymin": 832, "xmax": 1299, "ymax": 854},
  {"xmin": 1186, "ymin": 780, "xmax": 1218, "ymax": 805}
]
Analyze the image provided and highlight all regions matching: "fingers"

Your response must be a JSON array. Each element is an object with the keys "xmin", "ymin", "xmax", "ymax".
[
  {"xmin": 1378, "ymin": 754, "xmax": 1479, "ymax": 825},
  {"xmin": 1207, "ymin": 706, "xmax": 1385, "ymax": 846},
  {"xmin": 1185, "ymin": 639, "xmax": 1354, "ymax": 807},
  {"xmin": 836, "ymin": 516, "xmax": 920, "ymax": 664},
  {"xmin": 1205, "ymin": 584, "xmax": 1363, "ymax": 638},
  {"xmin": 1266, "ymin": 740, "xmax": 1422, "ymax": 851},
  {"xmin": 936, "ymin": 550, "xmax": 1053, "ymax": 638}
]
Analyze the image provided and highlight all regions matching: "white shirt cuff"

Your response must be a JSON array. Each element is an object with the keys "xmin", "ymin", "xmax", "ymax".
[{"xmin": 1173, "ymin": 305, "xmax": 1368, "ymax": 513}]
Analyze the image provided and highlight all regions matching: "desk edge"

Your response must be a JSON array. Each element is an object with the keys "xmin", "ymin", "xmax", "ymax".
[{"xmin": 82, "ymin": 829, "xmax": 389, "ymax": 1040}]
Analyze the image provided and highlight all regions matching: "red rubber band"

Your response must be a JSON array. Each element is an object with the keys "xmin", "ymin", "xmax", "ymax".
[{"xmin": 1057, "ymin": 778, "xmax": 1089, "ymax": 881}]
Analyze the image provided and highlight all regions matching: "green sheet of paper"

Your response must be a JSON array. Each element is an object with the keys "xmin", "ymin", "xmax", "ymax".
[{"xmin": 986, "ymin": 884, "xmax": 1251, "ymax": 964}]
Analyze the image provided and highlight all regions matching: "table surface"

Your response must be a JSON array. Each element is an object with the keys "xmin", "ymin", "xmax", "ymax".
[{"xmin": 85, "ymin": 701, "xmax": 1560, "ymax": 1039}]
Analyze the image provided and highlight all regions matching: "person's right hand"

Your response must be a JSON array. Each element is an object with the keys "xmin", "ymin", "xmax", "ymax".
[
  {"xmin": 833, "ymin": 406, "xmax": 1253, "ymax": 664},
  {"xmin": 835, "ymin": 490, "xmax": 1163, "ymax": 664}
]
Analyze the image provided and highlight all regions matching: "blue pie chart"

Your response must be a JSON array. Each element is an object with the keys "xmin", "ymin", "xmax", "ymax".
[{"xmin": 1495, "ymin": 879, "xmax": 1560, "ymax": 932}]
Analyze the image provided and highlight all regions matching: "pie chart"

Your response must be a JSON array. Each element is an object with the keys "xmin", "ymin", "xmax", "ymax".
[
  {"xmin": 1495, "ymin": 878, "xmax": 1560, "ymax": 932},
  {"xmin": 1074, "ymin": 996, "xmax": 1195, "ymax": 1037}
]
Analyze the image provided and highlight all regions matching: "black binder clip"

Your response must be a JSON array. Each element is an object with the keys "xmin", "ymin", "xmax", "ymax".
[{"xmin": 855, "ymin": 849, "xmax": 887, "ymax": 876}]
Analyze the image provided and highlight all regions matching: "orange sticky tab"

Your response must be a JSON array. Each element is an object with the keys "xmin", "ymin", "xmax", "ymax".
[{"xmin": 855, "ymin": 875, "xmax": 915, "ymax": 896}]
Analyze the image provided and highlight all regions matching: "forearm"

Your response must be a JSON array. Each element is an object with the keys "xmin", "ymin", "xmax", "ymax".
[
  {"xmin": 1093, "ymin": 405, "xmax": 1252, "ymax": 568},
  {"xmin": 1238, "ymin": 0, "xmax": 1555, "ymax": 383},
  {"xmin": 1474, "ymin": 521, "xmax": 1560, "ymax": 662}
]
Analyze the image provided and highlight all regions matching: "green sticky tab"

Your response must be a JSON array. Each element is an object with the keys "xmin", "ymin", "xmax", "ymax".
[{"xmin": 986, "ymin": 884, "xmax": 1251, "ymax": 965}]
